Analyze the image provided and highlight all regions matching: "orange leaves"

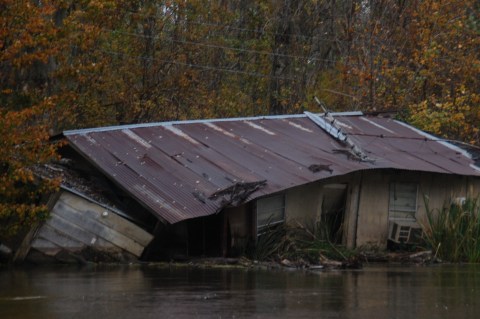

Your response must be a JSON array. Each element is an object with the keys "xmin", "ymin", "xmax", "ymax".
[
  {"xmin": 0, "ymin": 202, "xmax": 49, "ymax": 238},
  {"xmin": 0, "ymin": 94, "xmax": 60, "ymax": 239},
  {"xmin": 0, "ymin": 0, "xmax": 60, "ymax": 67}
]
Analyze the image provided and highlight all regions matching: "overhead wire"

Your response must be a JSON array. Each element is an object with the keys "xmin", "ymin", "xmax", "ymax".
[
  {"xmin": 88, "ymin": 21, "xmax": 357, "ymax": 82},
  {"xmin": 99, "ymin": 4, "xmax": 478, "ymax": 68},
  {"xmin": 101, "ymin": 27, "xmax": 341, "ymax": 65},
  {"xmin": 124, "ymin": 5, "xmax": 478, "ymax": 62},
  {"xmin": 93, "ymin": 8, "xmax": 472, "ymax": 82},
  {"xmin": 346, "ymin": 132, "xmax": 480, "ymax": 157},
  {"xmin": 81, "ymin": 6, "xmax": 479, "ymax": 105},
  {"xmin": 92, "ymin": 47, "xmax": 298, "ymax": 81},
  {"xmin": 123, "ymin": 9, "xmax": 351, "ymax": 44},
  {"xmin": 91, "ymin": 24, "xmax": 370, "ymax": 85}
]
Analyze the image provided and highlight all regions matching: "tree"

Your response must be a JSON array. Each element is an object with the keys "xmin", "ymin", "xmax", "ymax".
[
  {"xmin": 404, "ymin": 0, "xmax": 480, "ymax": 144},
  {"xmin": 0, "ymin": 0, "xmax": 61, "ymax": 239},
  {"xmin": 335, "ymin": 0, "xmax": 480, "ymax": 144}
]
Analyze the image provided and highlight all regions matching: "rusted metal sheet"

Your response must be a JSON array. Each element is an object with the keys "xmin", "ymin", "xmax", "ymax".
[{"xmin": 64, "ymin": 113, "xmax": 480, "ymax": 224}]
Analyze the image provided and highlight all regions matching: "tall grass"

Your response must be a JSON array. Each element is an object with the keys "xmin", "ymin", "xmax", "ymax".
[
  {"xmin": 248, "ymin": 221, "xmax": 355, "ymax": 263},
  {"xmin": 423, "ymin": 197, "xmax": 480, "ymax": 263}
]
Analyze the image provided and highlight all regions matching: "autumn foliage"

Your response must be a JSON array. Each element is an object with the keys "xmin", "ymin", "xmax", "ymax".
[
  {"xmin": 0, "ymin": 1, "xmax": 61, "ymax": 238},
  {"xmin": 0, "ymin": 102, "xmax": 60, "ymax": 238},
  {"xmin": 336, "ymin": 0, "xmax": 480, "ymax": 144},
  {"xmin": 1, "ymin": 0, "xmax": 479, "ymax": 239}
]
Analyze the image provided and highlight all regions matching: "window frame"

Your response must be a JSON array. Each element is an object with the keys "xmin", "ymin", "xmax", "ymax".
[
  {"xmin": 255, "ymin": 194, "xmax": 285, "ymax": 236},
  {"xmin": 388, "ymin": 182, "xmax": 418, "ymax": 222}
]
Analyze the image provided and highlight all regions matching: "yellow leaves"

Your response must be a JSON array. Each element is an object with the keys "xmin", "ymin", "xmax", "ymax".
[
  {"xmin": 408, "ymin": 87, "xmax": 480, "ymax": 144},
  {"xmin": 0, "ymin": 202, "xmax": 50, "ymax": 239},
  {"xmin": 333, "ymin": 0, "xmax": 480, "ymax": 144}
]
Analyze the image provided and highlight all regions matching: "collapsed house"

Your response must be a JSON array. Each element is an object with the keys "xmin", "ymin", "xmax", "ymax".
[{"xmin": 17, "ymin": 112, "xmax": 480, "ymax": 262}]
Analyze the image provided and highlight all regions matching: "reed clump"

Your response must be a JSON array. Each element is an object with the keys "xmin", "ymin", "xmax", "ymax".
[
  {"xmin": 247, "ymin": 221, "xmax": 356, "ymax": 265},
  {"xmin": 423, "ymin": 197, "xmax": 480, "ymax": 263}
]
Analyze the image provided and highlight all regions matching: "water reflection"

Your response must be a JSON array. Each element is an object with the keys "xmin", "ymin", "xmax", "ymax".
[{"xmin": 1, "ymin": 264, "xmax": 479, "ymax": 318}]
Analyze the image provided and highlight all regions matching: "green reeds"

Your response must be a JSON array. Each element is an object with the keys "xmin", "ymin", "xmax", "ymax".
[
  {"xmin": 423, "ymin": 196, "xmax": 480, "ymax": 263},
  {"xmin": 248, "ymin": 221, "xmax": 355, "ymax": 263}
]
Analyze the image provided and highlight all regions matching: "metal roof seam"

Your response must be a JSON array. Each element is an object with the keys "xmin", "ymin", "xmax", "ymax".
[{"xmin": 63, "ymin": 112, "xmax": 364, "ymax": 135}]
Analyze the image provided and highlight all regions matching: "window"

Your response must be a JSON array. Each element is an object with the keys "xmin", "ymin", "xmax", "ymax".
[
  {"xmin": 256, "ymin": 194, "xmax": 285, "ymax": 235},
  {"xmin": 389, "ymin": 182, "xmax": 417, "ymax": 221}
]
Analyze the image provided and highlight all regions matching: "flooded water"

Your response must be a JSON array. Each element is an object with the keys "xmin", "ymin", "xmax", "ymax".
[{"xmin": 1, "ymin": 264, "xmax": 479, "ymax": 318}]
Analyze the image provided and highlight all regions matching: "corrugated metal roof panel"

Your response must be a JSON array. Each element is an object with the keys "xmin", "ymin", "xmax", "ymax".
[{"xmin": 65, "ymin": 113, "xmax": 480, "ymax": 224}]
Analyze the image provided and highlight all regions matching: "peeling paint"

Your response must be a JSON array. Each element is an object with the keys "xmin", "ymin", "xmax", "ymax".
[
  {"xmin": 163, "ymin": 125, "xmax": 200, "ymax": 145},
  {"xmin": 122, "ymin": 129, "xmax": 152, "ymax": 149},
  {"xmin": 244, "ymin": 121, "xmax": 276, "ymax": 135},
  {"xmin": 360, "ymin": 117, "xmax": 395, "ymax": 134}
]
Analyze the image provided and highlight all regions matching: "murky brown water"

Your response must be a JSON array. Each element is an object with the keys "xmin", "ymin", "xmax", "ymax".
[{"xmin": 1, "ymin": 264, "xmax": 479, "ymax": 318}]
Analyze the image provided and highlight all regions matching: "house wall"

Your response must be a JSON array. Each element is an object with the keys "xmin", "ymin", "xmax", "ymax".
[
  {"xmin": 354, "ymin": 171, "xmax": 391, "ymax": 248},
  {"xmin": 285, "ymin": 182, "xmax": 322, "ymax": 224},
  {"xmin": 272, "ymin": 169, "xmax": 480, "ymax": 250},
  {"xmin": 285, "ymin": 174, "xmax": 363, "ymax": 248},
  {"xmin": 353, "ymin": 170, "xmax": 480, "ymax": 249},
  {"xmin": 223, "ymin": 170, "xmax": 480, "ymax": 255}
]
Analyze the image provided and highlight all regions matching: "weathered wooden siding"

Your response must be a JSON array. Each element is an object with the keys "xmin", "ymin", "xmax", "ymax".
[{"xmin": 27, "ymin": 190, "xmax": 153, "ymax": 263}]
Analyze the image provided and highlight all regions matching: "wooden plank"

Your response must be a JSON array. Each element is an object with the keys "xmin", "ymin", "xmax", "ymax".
[
  {"xmin": 45, "ymin": 213, "xmax": 143, "ymax": 257},
  {"xmin": 53, "ymin": 197, "xmax": 149, "ymax": 250},
  {"xmin": 36, "ymin": 224, "xmax": 85, "ymax": 249},
  {"xmin": 49, "ymin": 205, "xmax": 145, "ymax": 257},
  {"xmin": 56, "ymin": 192, "xmax": 153, "ymax": 246},
  {"xmin": 45, "ymin": 214, "xmax": 101, "ymax": 247},
  {"xmin": 31, "ymin": 237, "xmax": 59, "ymax": 249},
  {"xmin": 57, "ymin": 192, "xmax": 153, "ymax": 246},
  {"xmin": 32, "ymin": 230, "xmax": 130, "ymax": 262},
  {"xmin": 12, "ymin": 223, "xmax": 41, "ymax": 263},
  {"xmin": 30, "ymin": 238, "xmax": 62, "ymax": 256}
]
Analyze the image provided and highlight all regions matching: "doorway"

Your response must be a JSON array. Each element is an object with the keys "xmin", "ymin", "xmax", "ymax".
[{"xmin": 320, "ymin": 184, "xmax": 347, "ymax": 244}]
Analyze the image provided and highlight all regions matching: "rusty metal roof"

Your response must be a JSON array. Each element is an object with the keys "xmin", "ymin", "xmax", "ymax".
[{"xmin": 64, "ymin": 112, "xmax": 480, "ymax": 224}]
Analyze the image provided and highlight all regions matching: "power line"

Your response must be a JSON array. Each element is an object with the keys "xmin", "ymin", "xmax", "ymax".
[
  {"xmin": 102, "ymin": 12, "xmax": 480, "ymax": 72},
  {"xmin": 123, "ymin": 9, "xmax": 350, "ymax": 44},
  {"xmin": 101, "ymin": 27, "xmax": 340, "ymax": 65},
  {"xmin": 93, "ymin": 47, "xmax": 298, "ymax": 81},
  {"xmin": 123, "ymin": 4, "xmax": 475, "ymax": 47},
  {"xmin": 347, "ymin": 132, "xmax": 479, "ymax": 147}
]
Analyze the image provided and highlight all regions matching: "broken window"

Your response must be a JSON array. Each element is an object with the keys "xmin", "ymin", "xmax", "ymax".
[
  {"xmin": 389, "ymin": 182, "xmax": 418, "ymax": 221},
  {"xmin": 256, "ymin": 194, "xmax": 285, "ymax": 235},
  {"xmin": 388, "ymin": 182, "xmax": 423, "ymax": 245}
]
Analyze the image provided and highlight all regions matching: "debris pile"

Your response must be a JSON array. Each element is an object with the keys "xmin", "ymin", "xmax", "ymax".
[
  {"xmin": 32, "ymin": 161, "xmax": 118, "ymax": 209},
  {"xmin": 209, "ymin": 180, "xmax": 267, "ymax": 208}
]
